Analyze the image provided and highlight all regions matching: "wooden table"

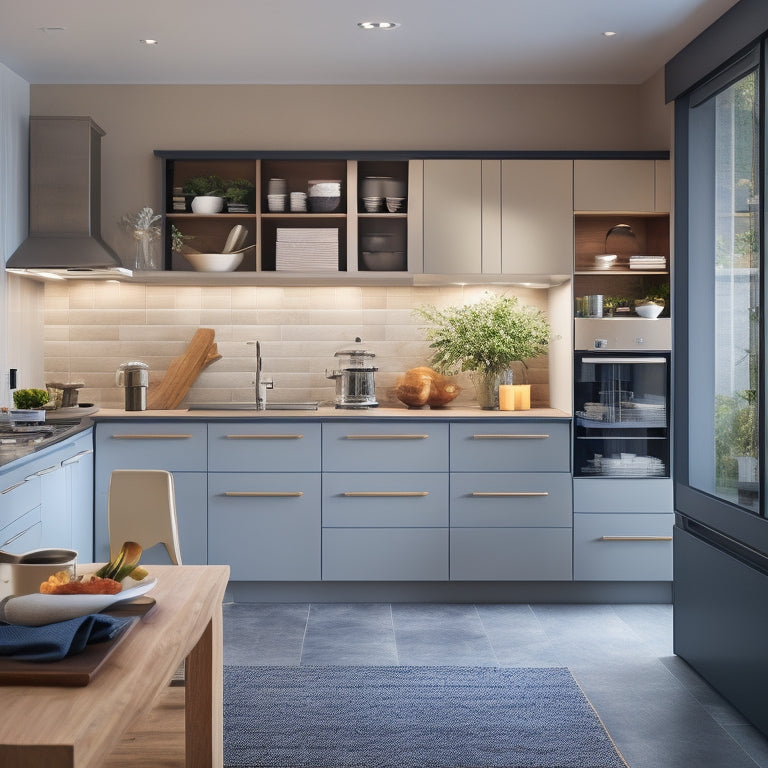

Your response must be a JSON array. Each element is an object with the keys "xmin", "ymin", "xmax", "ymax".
[{"xmin": 0, "ymin": 564, "xmax": 230, "ymax": 768}]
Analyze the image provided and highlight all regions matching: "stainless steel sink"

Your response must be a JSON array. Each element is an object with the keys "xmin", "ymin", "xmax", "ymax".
[{"xmin": 188, "ymin": 402, "xmax": 319, "ymax": 411}]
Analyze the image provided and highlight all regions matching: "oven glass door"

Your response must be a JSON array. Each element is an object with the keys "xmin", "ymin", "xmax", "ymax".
[{"xmin": 574, "ymin": 353, "xmax": 670, "ymax": 478}]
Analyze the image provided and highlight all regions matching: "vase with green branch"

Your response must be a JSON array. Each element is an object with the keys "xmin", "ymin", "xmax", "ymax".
[{"xmin": 414, "ymin": 293, "xmax": 550, "ymax": 409}]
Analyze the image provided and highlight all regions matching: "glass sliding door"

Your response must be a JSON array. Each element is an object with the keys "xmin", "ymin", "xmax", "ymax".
[{"xmin": 687, "ymin": 55, "xmax": 762, "ymax": 515}]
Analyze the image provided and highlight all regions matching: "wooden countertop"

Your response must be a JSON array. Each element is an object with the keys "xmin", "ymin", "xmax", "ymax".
[{"xmin": 93, "ymin": 405, "xmax": 571, "ymax": 420}]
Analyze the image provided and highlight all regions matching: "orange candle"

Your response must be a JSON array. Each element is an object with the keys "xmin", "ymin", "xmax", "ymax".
[
  {"xmin": 513, "ymin": 384, "xmax": 531, "ymax": 410},
  {"xmin": 498, "ymin": 384, "xmax": 516, "ymax": 410}
]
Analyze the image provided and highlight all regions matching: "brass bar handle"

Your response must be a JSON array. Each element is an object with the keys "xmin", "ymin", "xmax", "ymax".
[
  {"xmin": 472, "ymin": 491, "xmax": 549, "ymax": 497},
  {"xmin": 1, "ymin": 479, "xmax": 30, "ymax": 495},
  {"xmin": 225, "ymin": 434, "xmax": 304, "ymax": 440},
  {"xmin": 600, "ymin": 535, "xmax": 673, "ymax": 542},
  {"xmin": 61, "ymin": 449, "xmax": 94, "ymax": 466},
  {"xmin": 472, "ymin": 434, "xmax": 550, "ymax": 440},
  {"xmin": 112, "ymin": 434, "xmax": 193, "ymax": 439},
  {"xmin": 224, "ymin": 491, "xmax": 304, "ymax": 497},
  {"xmin": 343, "ymin": 491, "xmax": 429, "ymax": 497},
  {"xmin": 345, "ymin": 434, "xmax": 429, "ymax": 440}
]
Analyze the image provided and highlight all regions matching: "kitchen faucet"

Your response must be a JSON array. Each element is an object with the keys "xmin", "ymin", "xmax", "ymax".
[{"xmin": 247, "ymin": 341, "xmax": 273, "ymax": 410}]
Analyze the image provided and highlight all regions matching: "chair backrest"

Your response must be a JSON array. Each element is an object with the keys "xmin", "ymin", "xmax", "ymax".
[{"xmin": 108, "ymin": 469, "xmax": 182, "ymax": 565}]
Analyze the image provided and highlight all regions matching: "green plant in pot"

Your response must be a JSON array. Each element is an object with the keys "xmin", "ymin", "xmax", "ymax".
[
  {"xmin": 13, "ymin": 388, "xmax": 49, "ymax": 410},
  {"xmin": 183, "ymin": 175, "xmax": 226, "ymax": 214},
  {"xmin": 414, "ymin": 293, "xmax": 550, "ymax": 409},
  {"xmin": 223, "ymin": 178, "xmax": 256, "ymax": 211}
]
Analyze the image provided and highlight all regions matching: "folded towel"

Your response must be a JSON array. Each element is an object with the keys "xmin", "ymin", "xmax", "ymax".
[{"xmin": 0, "ymin": 613, "xmax": 131, "ymax": 662}]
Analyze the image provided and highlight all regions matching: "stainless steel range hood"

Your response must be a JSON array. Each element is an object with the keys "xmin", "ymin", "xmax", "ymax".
[{"xmin": 6, "ymin": 116, "xmax": 131, "ymax": 279}]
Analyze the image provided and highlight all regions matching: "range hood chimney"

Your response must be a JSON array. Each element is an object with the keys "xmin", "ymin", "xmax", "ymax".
[{"xmin": 7, "ymin": 116, "xmax": 130, "ymax": 278}]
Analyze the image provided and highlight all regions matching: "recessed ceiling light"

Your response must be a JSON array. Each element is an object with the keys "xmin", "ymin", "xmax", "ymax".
[
  {"xmin": 357, "ymin": 21, "xmax": 400, "ymax": 30},
  {"xmin": 603, "ymin": 31, "xmax": 617, "ymax": 37},
  {"xmin": 140, "ymin": 39, "xmax": 159, "ymax": 45}
]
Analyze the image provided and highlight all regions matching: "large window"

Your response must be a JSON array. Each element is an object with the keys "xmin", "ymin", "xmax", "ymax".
[{"xmin": 688, "ymin": 55, "xmax": 761, "ymax": 514}]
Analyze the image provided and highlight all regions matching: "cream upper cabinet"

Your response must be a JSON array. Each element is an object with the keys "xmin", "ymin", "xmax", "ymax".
[
  {"xmin": 500, "ymin": 160, "xmax": 573, "ymax": 275},
  {"xmin": 423, "ymin": 159, "xmax": 483, "ymax": 274},
  {"xmin": 575, "ymin": 159, "xmax": 662, "ymax": 212},
  {"xmin": 423, "ymin": 158, "xmax": 573, "ymax": 275}
]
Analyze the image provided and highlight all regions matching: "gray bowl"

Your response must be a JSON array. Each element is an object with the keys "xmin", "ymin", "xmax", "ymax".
[
  {"xmin": 361, "ymin": 251, "xmax": 406, "ymax": 271},
  {"xmin": 308, "ymin": 196, "xmax": 340, "ymax": 213}
]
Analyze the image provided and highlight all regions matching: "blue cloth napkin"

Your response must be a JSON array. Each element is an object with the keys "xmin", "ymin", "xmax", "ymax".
[{"xmin": 0, "ymin": 614, "xmax": 131, "ymax": 662}]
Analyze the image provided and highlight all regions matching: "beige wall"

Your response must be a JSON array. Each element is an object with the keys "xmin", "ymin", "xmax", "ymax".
[{"xmin": 31, "ymin": 76, "xmax": 671, "ymax": 410}]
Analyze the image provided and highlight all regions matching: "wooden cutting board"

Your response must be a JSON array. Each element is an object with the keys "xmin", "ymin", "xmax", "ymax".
[
  {"xmin": 0, "ymin": 598, "xmax": 155, "ymax": 687},
  {"xmin": 146, "ymin": 328, "xmax": 221, "ymax": 410}
]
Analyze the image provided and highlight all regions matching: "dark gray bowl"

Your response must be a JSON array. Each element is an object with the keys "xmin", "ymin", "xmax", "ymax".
[{"xmin": 308, "ymin": 196, "xmax": 341, "ymax": 213}]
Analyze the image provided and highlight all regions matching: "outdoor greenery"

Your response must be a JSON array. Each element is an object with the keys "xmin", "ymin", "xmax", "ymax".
[{"xmin": 414, "ymin": 293, "xmax": 550, "ymax": 376}]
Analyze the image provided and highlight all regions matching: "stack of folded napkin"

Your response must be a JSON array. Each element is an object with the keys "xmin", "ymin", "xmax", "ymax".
[{"xmin": 0, "ymin": 613, "xmax": 130, "ymax": 662}]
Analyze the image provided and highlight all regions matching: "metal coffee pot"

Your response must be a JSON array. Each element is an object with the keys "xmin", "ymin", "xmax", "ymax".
[
  {"xmin": 326, "ymin": 338, "xmax": 378, "ymax": 408},
  {"xmin": 116, "ymin": 361, "xmax": 149, "ymax": 411}
]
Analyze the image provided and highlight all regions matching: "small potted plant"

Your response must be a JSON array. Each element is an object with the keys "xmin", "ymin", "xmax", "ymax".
[
  {"xmin": 183, "ymin": 175, "xmax": 226, "ymax": 214},
  {"xmin": 414, "ymin": 292, "xmax": 550, "ymax": 409},
  {"xmin": 12, "ymin": 388, "xmax": 50, "ymax": 424},
  {"xmin": 223, "ymin": 178, "xmax": 256, "ymax": 212},
  {"xmin": 602, "ymin": 296, "xmax": 632, "ymax": 317},
  {"xmin": 635, "ymin": 293, "xmax": 666, "ymax": 319}
]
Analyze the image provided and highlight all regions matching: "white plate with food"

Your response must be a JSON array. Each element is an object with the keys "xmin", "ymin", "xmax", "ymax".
[{"xmin": 1, "ymin": 578, "xmax": 157, "ymax": 627}]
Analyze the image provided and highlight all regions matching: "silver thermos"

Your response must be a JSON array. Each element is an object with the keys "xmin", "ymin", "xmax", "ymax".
[{"xmin": 116, "ymin": 361, "xmax": 149, "ymax": 411}]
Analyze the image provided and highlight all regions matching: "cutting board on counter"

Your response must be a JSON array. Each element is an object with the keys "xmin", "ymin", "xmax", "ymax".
[{"xmin": 147, "ymin": 328, "xmax": 221, "ymax": 410}]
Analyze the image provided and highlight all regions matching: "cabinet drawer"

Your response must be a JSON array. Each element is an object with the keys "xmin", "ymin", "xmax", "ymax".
[
  {"xmin": 323, "ymin": 422, "xmax": 448, "ymax": 472},
  {"xmin": 573, "ymin": 513, "xmax": 673, "ymax": 581},
  {"xmin": 322, "ymin": 528, "xmax": 448, "ymax": 581},
  {"xmin": 450, "ymin": 422, "xmax": 570, "ymax": 472},
  {"xmin": 1, "ymin": 509, "xmax": 42, "ymax": 552},
  {"xmin": 450, "ymin": 528, "xmax": 572, "ymax": 581},
  {"xmin": 208, "ymin": 472, "xmax": 320, "ymax": 580},
  {"xmin": 95, "ymin": 422, "xmax": 207, "ymax": 471},
  {"xmin": 451, "ymin": 473, "xmax": 571, "ymax": 527},
  {"xmin": 208, "ymin": 422, "xmax": 320, "ymax": 472},
  {"xmin": 0, "ymin": 471, "xmax": 41, "ymax": 531},
  {"xmin": 573, "ymin": 478, "xmax": 672, "ymax": 514},
  {"xmin": 323, "ymin": 473, "xmax": 448, "ymax": 527}
]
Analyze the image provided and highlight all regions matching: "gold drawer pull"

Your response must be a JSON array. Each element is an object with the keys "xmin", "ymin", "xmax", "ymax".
[
  {"xmin": 113, "ymin": 434, "xmax": 193, "ymax": 439},
  {"xmin": 472, "ymin": 491, "xmax": 549, "ymax": 497},
  {"xmin": 600, "ymin": 535, "xmax": 673, "ymax": 542},
  {"xmin": 345, "ymin": 434, "xmax": 429, "ymax": 440},
  {"xmin": 224, "ymin": 491, "xmax": 303, "ymax": 497},
  {"xmin": 473, "ymin": 434, "xmax": 550, "ymax": 440},
  {"xmin": 343, "ymin": 491, "xmax": 429, "ymax": 497},
  {"xmin": 225, "ymin": 434, "xmax": 303, "ymax": 440},
  {"xmin": 1, "ymin": 479, "xmax": 30, "ymax": 494}
]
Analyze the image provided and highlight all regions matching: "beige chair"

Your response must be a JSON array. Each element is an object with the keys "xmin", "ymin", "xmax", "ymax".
[{"xmin": 108, "ymin": 469, "xmax": 183, "ymax": 564}]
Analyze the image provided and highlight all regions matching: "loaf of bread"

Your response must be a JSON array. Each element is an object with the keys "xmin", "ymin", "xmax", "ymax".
[{"xmin": 395, "ymin": 367, "xmax": 461, "ymax": 408}]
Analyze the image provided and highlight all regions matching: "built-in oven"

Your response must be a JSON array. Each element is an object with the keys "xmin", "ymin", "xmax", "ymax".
[{"xmin": 574, "ymin": 351, "xmax": 670, "ymax": 478}]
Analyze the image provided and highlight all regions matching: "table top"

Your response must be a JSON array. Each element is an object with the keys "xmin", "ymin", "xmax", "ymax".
[{"xmin": 0, "ymin": 564, "xmax": 229, "ymax": 766}]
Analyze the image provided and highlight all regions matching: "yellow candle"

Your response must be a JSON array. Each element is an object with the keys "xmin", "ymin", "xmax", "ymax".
[
  {"xmin": 498, "ymin": 384, "xmax": 515, "ymax": 410},
  {"xmin": 513, "ymin": 384, "xmax": 531, "ymax": 410}
]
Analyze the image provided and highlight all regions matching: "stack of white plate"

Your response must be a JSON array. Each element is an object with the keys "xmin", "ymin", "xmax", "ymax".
[
  {"xmin": 362, "ymin": 196, "xmax": 383, "ymax": 212},
  {"xmin": 290, "ymin": 192, "xmax": 307, "ymax": 212},
  {"xmin": 276, "ymin": 228, "xmax": 338, "ymax": 271},
  {"xmin": 385, "ymin": 197, "xmax": 405, "ymax": 213},
  {"xmin": 267, "ymin": 194, "xmax": 286, "ymax": 212}
]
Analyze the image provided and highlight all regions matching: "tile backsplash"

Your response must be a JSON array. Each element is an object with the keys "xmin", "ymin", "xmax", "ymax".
[{"xmin": 44, "ymin": 282, "xmax": 550, "ymax": 409}]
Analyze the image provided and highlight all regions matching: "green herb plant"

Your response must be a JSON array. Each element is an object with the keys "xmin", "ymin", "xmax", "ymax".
[
  {"xmin": 414, "ymin": 293, "xmax": 550, "ymax": 376},
  {"xmin": 182, "ymin": 175, "xmax": 226, "ymax": 197},
  {"xmin": 170, "ymin": 224, "xmax": 195, "ymax": 254},
  {"xmin": 13, "ymin": 388, "xmax": 50, "ymax": 409},
  {"xmin": 223, "ymin": 178, "xmax": 255, "ymax": 204}
]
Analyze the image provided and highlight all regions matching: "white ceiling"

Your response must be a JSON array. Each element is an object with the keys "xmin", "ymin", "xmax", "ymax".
[{"xmin": 0, "ymin": 0, "xmax": 741, "ymax": 86}]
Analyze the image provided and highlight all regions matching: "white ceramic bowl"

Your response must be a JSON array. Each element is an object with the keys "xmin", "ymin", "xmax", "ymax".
[
  {"xmin": 635, "ymin": 303, "xmax": 664, "ymax": 319},
  {"xmin": 190, "ymin": 195, "xmax": 224, "ymax": 214},
  {"xmin": 184, "ymin": 252, "xmax": 244, "ymax": 272}
]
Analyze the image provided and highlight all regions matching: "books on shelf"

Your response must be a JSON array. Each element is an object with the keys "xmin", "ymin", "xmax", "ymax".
[
  {"xmin": 629, "ymin": 254, "xmax": 666, "ymax": 269},
  {"xmin": 276, "ymin": 228, "xmax": 338, "ymax": 271}
]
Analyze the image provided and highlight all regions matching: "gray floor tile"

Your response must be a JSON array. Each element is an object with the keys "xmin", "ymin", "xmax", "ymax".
[
  {"xmin": 391, "ymin": 603, "xmax": 497, "ymax": 665},
  {"xmin": 475, "ymin": 603, "xmax": 562, "ymax": 666},
  {"xmin": 223, "ymin": 602, "xmax": 308, "ymax": 666},
  {"xmin": 610, "ymin": 603, "xmax": 674, "ymax": 657},
  {"xmin": 300, "ymin": 603, "xmax": 397, "ymax": 666}
]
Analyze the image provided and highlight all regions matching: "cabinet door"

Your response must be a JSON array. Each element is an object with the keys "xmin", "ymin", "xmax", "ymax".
[
  {"xmin": 423, "ymin": 160, "xmax": 482, "ymax": 273},
  {"xmin": 64, "ymin": 436, "xmax": 94, "ymax": 562},
  {"xmin": 501, "ymin": 160, "xmax": 573, "ymax": 274},
  {"xmin": 208, "ymin": 472, "xmax": 320, "ymax": 580},
  {"xmin": 574, "ymin": 159, "xmax": 656, "ymax": 211}
]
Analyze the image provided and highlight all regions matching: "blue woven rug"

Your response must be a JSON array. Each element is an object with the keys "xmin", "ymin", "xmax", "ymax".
[{"xmin": 223, "ymin": 665, "xmax": 627, "ymax": 768}]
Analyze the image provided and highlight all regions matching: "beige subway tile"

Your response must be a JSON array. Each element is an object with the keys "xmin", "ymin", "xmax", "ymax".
[
  {"xmin": 257, "ymin": 309, "xmax": 311, "ymax": 326},
  {"xmin": 44, "ymin": 309, "xmax": 70, "ymax": 325},
  {"xmin": 67, "ymin": 283, "xmax": 95, "ymax": 309},
  {"xmin": 122, "ymin": 325, "xmax": 202, "ymax": 342},
  {"xmin": 230, "ymin": 309, "xmax": 260, "ymax": 326},
  {"xmin": 230, "ymin": 325, "xmax": 282, "ymax": 342},
  {"xmin": 362, "ymin": 293, "xmax": 387, "ymax": 310},
  {"xmin": 201, "ymin": 287, "xmax": 232, "ymax": 309},
  {"xmin": 90, "ymin": 282, "xmax": 122, "ymax": 309},
  {"xmin": 44, "ymin": 325, "xmax": 70, "ymax": 341},
  {"xmin": 280, "ymin": 287, "xmax": 311, "ymax": 308},
  {"xmin": 309, "ymin": 287, "xmax": 337, "ymax": 308},
  {"xmin": 43, "ymin": 292, "xmax": 70, "ymax": 311},
  {"xmin": 308, "ymin": 309, "xmax": 363, "ymax": 326},
  {"xmin": 146, "ymin": 309, "xmax": 201, "ymax": 326},
  {"xmin": 255, "ymin": 287, "xmax": 287, "ymax": 309},
  {"xmin": 231, "ymin": 286, "xmax": 259, "ymax": 309},
  {"xmin": 172, "ymin": 286, "xmax": 203, "ymax": 309},
  {"xmin": 332, "ymin": 287, "xmax": 363, "ymax": 309},
  {"xmin": 69, "ymin": 325, "xmax": 120, "ymax": 341}
]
